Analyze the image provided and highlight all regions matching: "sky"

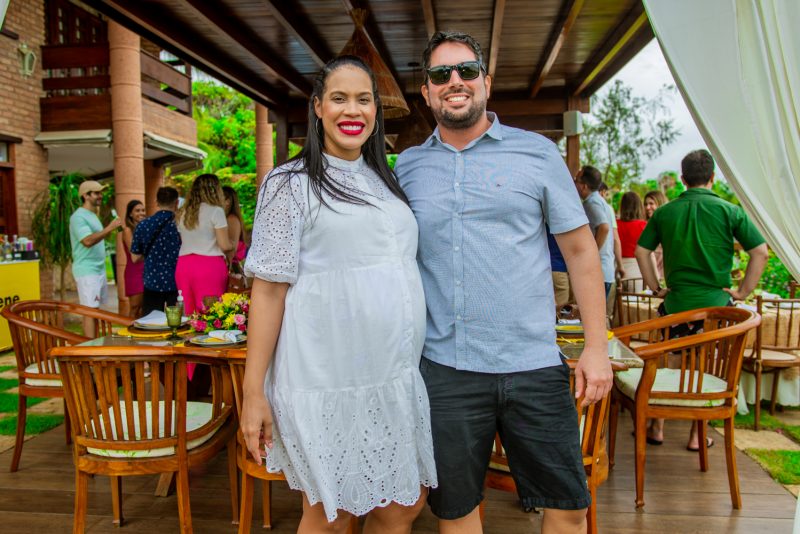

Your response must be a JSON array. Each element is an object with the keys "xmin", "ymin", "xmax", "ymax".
[{"xmin": 596, "ymin": 39, "xmax": 715, "ymax": 182}]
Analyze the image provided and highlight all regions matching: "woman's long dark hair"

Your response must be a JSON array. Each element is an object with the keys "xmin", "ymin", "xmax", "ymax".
[{"xmin": 262, "ymin": 55, "xmax": 408, "ymax": 210}]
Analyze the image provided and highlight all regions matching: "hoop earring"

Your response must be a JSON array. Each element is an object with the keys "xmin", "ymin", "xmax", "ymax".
[{"xmin": 370, "ymin": 125, "xmax": 379, "ymax": 138}]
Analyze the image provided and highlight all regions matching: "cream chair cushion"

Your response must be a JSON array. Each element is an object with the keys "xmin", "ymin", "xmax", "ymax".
[
  {"xmin": 615, "ymin": 368, "xmax": 728, "ymax": 407},
  {"xmin": 87, "ymin": 401, "xmax": 223, "ymax": 458},
  {"xmin": 24, "ymin": 361, "xmax": 61, "ymax": 387}
]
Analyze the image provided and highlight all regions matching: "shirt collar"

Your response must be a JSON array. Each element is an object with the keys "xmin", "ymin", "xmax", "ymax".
[
  {"xmin": 682, "ymin": 187, "xmax": 718, "ymax": 198},
  {"xmin": 323, "ymin": 153, "xmax": 365, "ymax": 172},
  {"xmin": 425, "ymin": 111, "xmax": 504, "ymax": 150}
]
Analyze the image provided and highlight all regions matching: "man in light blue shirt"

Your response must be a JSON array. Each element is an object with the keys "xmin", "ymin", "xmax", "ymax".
[
  {"xmin": 574, "ymin": 166, "xmax": 616, "ymax": 295},
  {"xmin": 395, "ymin": 30, "xmax": 612, "ymax": 533}
]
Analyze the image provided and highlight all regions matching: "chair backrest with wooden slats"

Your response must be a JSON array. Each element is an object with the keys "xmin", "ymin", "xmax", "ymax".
[
  {"xmin": 756, "ymin": 295, "xmax": 800, "ymax": 353},
  {"xmin": 2, "ymin": 300, "xmax": 134, "ymax": 386},
  {"xmin": 490, "ymin": 360, "xmax": 621, "ymax": 481},
  {"xmin": 225, "ymin": 349, "xmax": 251, "ymax": 453},
  {"xmin": 53, "ymin": 346, "xmax": 231, "ymax": 456},
  {"xmin": 615, "ymin": 278, "xmax": 664, "ymax": 341},
  {"xmin": 226, "ymin": 350, "xmax": 247, "ymax": 415},
  {"xmin": 2, "ymin": 301, "xmax": 88, "ymax": 384},
  {"xmin": 630, "ymin": 308, "xmax": 760, "ymax": 405}
]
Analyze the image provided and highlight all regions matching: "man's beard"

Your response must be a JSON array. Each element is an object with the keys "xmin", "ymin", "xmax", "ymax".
[{"xmin": 431, "ymin": 94, "xmax": 486, "ymax": 130}]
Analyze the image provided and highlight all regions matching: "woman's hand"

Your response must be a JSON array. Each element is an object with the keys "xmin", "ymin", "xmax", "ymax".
[{"xmin": 241, "ymin": 393, "xmax": 274, "ymax": 465}]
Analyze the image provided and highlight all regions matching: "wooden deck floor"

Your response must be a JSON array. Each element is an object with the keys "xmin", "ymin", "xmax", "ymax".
[{"xmin": 0, "ymin": 416, "xmax": 795, "ymax": 533}]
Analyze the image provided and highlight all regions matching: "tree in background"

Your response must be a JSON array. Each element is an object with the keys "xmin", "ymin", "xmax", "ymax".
[
  {"xmin": 172, "ymin": 81, "xmax": 302, "ymax": 229},
  {"xmin": 581, "ymin": 80, "xmax": 680, "ymax": 190},
  {"xmin": 30, "ymin": 173, "xmax": 83, "ymax": 300}
]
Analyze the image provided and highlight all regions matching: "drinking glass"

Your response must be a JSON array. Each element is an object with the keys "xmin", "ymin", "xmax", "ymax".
[{"xmin": 165, "ymin": 305, "xmax": 183, "ymax": 340}]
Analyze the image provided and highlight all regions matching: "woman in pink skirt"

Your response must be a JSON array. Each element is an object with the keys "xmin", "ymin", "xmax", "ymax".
[
  {"xmin": 175, "ymin": 174, "xmax": 233, "ymax": 315},
  {"xmin": 122, "ymin": 199, "xmax": 146, "ymax": 318}
]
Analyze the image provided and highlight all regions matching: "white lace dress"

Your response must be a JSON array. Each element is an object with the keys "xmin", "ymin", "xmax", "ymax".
[{"xmin": 244, "ymin": 154, "xmax": 437, "ymax": 521}]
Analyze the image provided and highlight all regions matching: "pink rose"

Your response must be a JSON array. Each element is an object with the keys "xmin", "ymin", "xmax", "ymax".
[
  {"xmin": 234, "ymin": 314, "xmax": 246, "ymax": 325},
  {"xmin": 238, "ymin": 323, "xmax": 247, "ymax": 332},
  {"xmin": 213, "ymin": 319, "xmax": 222, "ymax": 328},
  {"xmin": 194, "ymin": 320, "xmax": 207, "ymax": 332},
  {"xmin": 242, "ymin": 303, "xmax": 249, "ymax": 313}
]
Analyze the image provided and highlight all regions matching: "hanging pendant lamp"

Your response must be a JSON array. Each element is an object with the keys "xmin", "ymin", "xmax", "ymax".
[{"xmin": 338, "ymin": 9, "xmax": 410, "ymax": 119}]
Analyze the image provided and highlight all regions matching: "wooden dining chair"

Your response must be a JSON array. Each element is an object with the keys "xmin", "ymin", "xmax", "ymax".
[
  {"xmin": 483, "ymin": 359, "xmax": 625, "ymax": 534},
  {"xmin": 614, "ymin": 278, "xmax": 664, "ymax": 342},
  {"xmin": 742, "ymin": 295, "xmax": 800, "ymax": 429},
  {"xmin": 52, "ymin": 345, "xmax": 237, "ymax": 533},
  {"xmin": 226, "ymin": 349, "xmax": 287, "ymax": 532},
  {"xmin": 609, "ymin": 307, "xmax": 760, "ymax": 509},
  {"xmin": 1, "ymin": 299, "xmax": 132, "ymax": 472},
  {"xmin": 226, "ymin": 350, "xmax": 359, "ymax": 533}
]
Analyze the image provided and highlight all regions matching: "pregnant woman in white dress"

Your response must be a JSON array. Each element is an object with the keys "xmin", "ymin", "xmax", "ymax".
[{"xmin": 241, "ymin": 56, "xmax": 437, "ymax": 533}]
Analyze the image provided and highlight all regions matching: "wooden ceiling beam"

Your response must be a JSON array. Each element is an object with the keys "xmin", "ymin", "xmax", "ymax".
[
  {"xmin": 487, "ymin": 0, "xmax": 507, "ymax": 78},
  {"xmin": 83, "ymin": 0, "xmax": 287, "ymax": 106},
  {"xmin": 529, "ymin": 0, "xmax": 584, "ymax": 99},
  {"xmin": 275, "ymin": 95, "xmax": 587, "ymax": 129},
  {"xmin": 488, "ymin": 96, "xmax": 588, "ymax": 116},
  {"xmin": 421, "ymin": 0, "xmax": 437, "ymax": 38},
  {"xmin": 183, "ymin": 0, "xmax": 311, "ymax": 95},
  {"xmin": 341, "ymin": 0, "xmax": 402, "ymax": 81},
  {"xmin": 261, "ymin": 0, "xmax": 333, "ymax": 67},
  {"xmin": 572, "ymin": 6, "xmax": 650, "ymax": 97}
]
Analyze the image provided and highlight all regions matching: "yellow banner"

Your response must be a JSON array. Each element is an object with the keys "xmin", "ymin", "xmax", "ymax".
[{"xmin": 0, "ymin": 261, "xmax": 41, "ymax": 351}]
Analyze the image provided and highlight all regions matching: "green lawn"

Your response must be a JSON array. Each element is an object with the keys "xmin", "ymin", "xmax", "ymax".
[
  {"xmin": 747, "ymin": 450, "xmax": 800, "ymax": 485},
  {"xmin": 0, "ymin": 369, "xmax": 64, "ymax": 436},
  {"xmin": 0, "ymin": 414, "xmax": 65, "ymax": 436}
]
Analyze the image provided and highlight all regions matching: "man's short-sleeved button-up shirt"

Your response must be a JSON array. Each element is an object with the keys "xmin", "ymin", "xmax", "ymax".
[
  {"xmin": 638, "ymin": 187, "xmax": 765, "ymax": 313},
  {"xmin": 130, "ymin": 210, "xmax": 181, "ymax": 292},
  {"xmin": 395, "ymin": 113, "xmax": 588, "ymax": 373}
]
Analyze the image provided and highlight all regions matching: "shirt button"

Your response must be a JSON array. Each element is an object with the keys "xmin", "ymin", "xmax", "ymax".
[
  {"xmin": 454, "ymin": 246, "xmax": 460, "ymax": 251},
  {"xmin": 454, "ymin": 182, "xmax": 460, "ymax": 187},
  {"xmin": 456, "ymin": 314, "xmax": 462, "ymax": 320},
  {"xmin": 456, "ymin": 280, "xmax": 462, "ymax": 286}
]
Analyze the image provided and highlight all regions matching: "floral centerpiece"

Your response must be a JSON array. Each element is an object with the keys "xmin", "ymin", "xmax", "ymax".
[{"xmin": 189, "ymin": 292, "xmax": 250, "ymax": 334}]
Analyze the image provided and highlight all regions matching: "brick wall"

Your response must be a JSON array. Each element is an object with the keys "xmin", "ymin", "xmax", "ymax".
[{"xmin": 0, "ymin": 0, "xmax": 54, "ymax": 298}]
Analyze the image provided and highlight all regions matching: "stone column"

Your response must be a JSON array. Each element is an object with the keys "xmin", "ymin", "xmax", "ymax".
[
  {"xmin": 255, "ymin": 103, "xmax": 274, "ymax": 190},
  {"xmin": 144, "ymin": 160, "xmax": 164, "ymax": 215},
  {"xmin": 109, "ymin": 21, "xmax": 145, "ymax": 316}
]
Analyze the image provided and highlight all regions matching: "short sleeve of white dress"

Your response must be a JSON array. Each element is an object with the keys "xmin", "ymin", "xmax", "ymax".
[{"xmin": 244, "ymin": 171, "xmax": 306, "ymax": 284}]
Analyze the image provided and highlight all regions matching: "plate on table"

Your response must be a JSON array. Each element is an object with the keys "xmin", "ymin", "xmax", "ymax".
[
  {"xmin": 187, "ymin": 334, "xmax": 247, "ymax": 347},
  {"xmin": 128, "ymin": 324, "xmax": 192, "ymax": 335},
  {"xmin": 133, "ymin": 320, "xmax": 189, "ymax": 331},
  {"xmin": 556, "ymin": 324, "xmax": 584, "ymax": 335}
]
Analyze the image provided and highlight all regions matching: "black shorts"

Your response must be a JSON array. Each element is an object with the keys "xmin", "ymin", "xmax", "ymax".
[{"xmin": 420, "ymin": 357, "xmax": 591, "ymax": 520}]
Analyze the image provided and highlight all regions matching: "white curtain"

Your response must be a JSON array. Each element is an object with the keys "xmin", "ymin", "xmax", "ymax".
[{"xmin": 643, "ymin": 0, "xmax": 800, "ymax": 280}]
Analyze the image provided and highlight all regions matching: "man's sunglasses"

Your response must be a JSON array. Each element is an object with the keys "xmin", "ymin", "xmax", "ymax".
[{"xmin": 426, "ymin": 61, "xmax": 484, "ymax": 85}]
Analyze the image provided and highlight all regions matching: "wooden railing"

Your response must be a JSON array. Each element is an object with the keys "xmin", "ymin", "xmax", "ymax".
[
  {"xmin": 140, "ymin": 51, "xmax": 192, "ymax": 115},
  {"xmin": 40, "ymin": 44, "xmax": 111, "ymax": 130},
  {"xmin": 40, "ymin": 44, "xmax": 192, "ymax": 131}
]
